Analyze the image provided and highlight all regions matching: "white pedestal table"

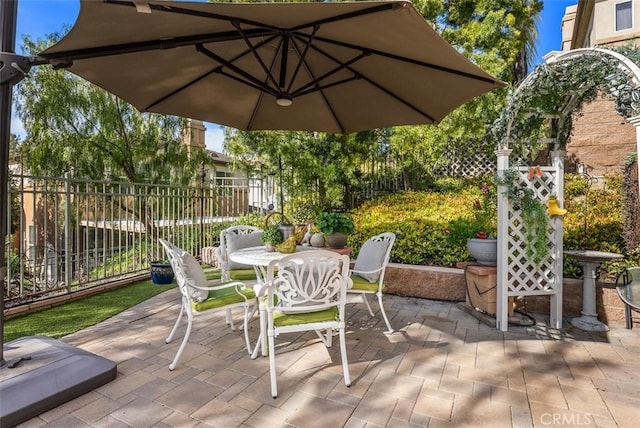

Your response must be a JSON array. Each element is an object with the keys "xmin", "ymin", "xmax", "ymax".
[{"xmin": 229, "ymin": 245, "xmax": 321, "ymax": 358}]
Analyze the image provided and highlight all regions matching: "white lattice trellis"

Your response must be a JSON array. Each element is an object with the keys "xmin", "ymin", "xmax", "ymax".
[{"xmin": 496, "ymin": 150, "xmax": 565, "ymax": 331}]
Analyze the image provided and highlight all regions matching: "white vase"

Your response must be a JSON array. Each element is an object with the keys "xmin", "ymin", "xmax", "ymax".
[{"xmin": 466, "ymin": 238, "xmax": 497, "ymax": 266}]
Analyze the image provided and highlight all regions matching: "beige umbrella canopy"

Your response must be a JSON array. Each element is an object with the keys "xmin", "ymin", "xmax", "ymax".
[{"xmin": 39, "ymin": 0, "xmax": 504, "ymax": 134}]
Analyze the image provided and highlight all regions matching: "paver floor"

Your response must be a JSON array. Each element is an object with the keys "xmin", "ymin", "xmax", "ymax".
[{"xmin": 11, "ymin": 288, "xmax": 640, "ymax": 427}]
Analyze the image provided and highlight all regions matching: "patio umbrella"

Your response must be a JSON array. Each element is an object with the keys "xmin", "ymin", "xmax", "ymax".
[{"xmin": 38, "ymin": 0, "xmax": 504, "ymax": 134}]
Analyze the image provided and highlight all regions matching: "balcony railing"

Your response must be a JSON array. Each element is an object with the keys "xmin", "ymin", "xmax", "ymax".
[{"xmin": 4, "ymin": 173, "xmax": 270, "ymax": 307}]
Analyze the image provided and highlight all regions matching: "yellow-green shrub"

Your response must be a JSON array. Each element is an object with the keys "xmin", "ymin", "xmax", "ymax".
[{"xmin": 348, "ymin": 175, "xmax": 634, "ymax": 281}]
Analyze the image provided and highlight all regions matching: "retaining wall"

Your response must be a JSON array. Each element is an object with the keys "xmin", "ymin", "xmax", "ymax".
[{"xmin": 384, "ymin": 263, "xmax": 632, "ymax": 327}]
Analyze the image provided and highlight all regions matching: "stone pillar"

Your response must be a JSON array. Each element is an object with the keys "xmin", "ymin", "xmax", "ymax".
[{"xmin": 495, "ymin": 148, "xmax": 511, "ymax": 331}]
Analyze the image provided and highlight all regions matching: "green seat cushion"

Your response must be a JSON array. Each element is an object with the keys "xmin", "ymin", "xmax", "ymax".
[
  {"xmin": 350, "ymin": 274, "xmax": 384, "ymax": 292},
  {"xmin": 204, "ymin": 268, "xmax": 222, "ymax": 280},
  {"xmin": 193, "ymin": 285, "xmax": 255, "ymax": 312},
  {"xmin": 229, "ymin": 269, "xmax": 257, "ymax": 281},
  {"xmin": 273, "ymin": 307, "xmax": 339, "ymax": 327}
]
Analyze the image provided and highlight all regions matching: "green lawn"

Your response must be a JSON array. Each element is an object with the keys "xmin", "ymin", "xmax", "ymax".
[{"xmin": 3, "ymin": 279, "xmax": 174, "ymax": 342}]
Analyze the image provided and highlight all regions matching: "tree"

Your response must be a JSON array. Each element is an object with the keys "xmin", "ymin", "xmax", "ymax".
[
  {"xmin": 224, "ymin": 128, "xmax": 375, "ymax": 212},
  {"xmin": 384, "ymin": 0, "xmax": 543, "ymax": 188},
  {"xmin": 14, "ymin": 33, "xmax": 203, "ymax": 185},
  {"xmin": 224, "ymin": 0, "xmax": 544, "ymax": 199},
  {"xmin": 14, "ymin": 32, "xmax": 214, "ymax": 244}
]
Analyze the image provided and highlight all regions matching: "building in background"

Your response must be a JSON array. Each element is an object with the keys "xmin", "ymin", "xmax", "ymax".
[{"xmin": 560, "ymin": 0, "xmax": 639, "ymax": 178}]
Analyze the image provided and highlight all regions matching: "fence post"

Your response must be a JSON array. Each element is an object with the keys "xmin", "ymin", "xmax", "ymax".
[{"xmin": 64, "ymin": 172, "xmax": 72, "ymax": 289}]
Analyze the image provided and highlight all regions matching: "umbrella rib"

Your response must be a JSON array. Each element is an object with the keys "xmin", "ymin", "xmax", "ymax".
[
  {"xmin": 108, "ymin": 0, "xmax": 398, "ymax": 35},
  {"xmin": 233, "ymin": 22, "xmax": 281, "ymax": 92},
  {"xmin": 106, "ymin": 0, "xmax": 287, "ymax": 32},
  {"xmin": 289, "ymin": 48, "xmax": 366, "ymax": 96},
  {"xmin": 283, "ymin": 42, "xmax": 346, "ymax": 133},
  {"xmin": 295, "ymin": 76, "xmax": 361, "ymax": 98},
  {"xmin": 358, "ymin": 73, "xmax": 436, "ymax": 122},
  {"xmin": 288, "ymin": 2, "xmax": 397, "ymax": 32},
  {"xmin": 145, "ymin": 35, "xmax": 282, "ymax": 112},
  {"xmin": 303, "ymin": 42, "xmax": 436, "ymax": 122},
  {"xmin": 279, "ymin": 35, "xmax": 289, "ymax": 89},
  {"xmin": 197, "ymin": 44, "xmax": 279, "ymax": 96},
  {"xmin": 40, "ymin": 28, "xmax": 274, "ymax": 63},
  {"xmin": 247, "ymin": 36, "xmax": 285, "ymax": 130},
  {"xmin": 144, "ymin": 66, "xmax": 218, "ymax": 111},
  {"xmin": 296, "ymin": 33, "xmax": 501, "ymax": 86},
  {"xmin": 286, "ymin": 26, "xmax": 319, "ymax": 95}
]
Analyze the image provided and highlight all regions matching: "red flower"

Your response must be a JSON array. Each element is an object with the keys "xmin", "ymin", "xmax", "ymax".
[{"xmin": 475, "ymin": 231, "xmax": 488, "ymax": 239}]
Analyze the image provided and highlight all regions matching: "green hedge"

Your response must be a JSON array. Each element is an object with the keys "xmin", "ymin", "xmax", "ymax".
[{"xmin": 347, "ymin": 175, "xmax": 638, "ymax": 281}]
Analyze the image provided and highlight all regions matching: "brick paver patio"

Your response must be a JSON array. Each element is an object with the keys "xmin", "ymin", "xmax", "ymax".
[{"xmin": 12, "ymin": 287, "xmax": 640, "ymax": 427}]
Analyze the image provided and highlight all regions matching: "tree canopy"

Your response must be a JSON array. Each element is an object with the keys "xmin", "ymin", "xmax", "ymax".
[
  {"xmin": 14, "ymin": 33, "xmax": 206, "ymax": 184},
  {"xmin": 223, "ymin": 0, "xmax": 544, "ymax": 208}
]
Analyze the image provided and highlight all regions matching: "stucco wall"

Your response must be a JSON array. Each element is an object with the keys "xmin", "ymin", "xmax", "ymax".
[{"xmin": 567, "ymin": 95, "xmax": 637, "ymax": 177}]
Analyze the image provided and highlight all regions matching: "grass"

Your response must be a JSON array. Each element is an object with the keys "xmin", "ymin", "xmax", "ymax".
[{"xmin": 3, "ymin": 279, "xmax": 174, "ymax": 342}]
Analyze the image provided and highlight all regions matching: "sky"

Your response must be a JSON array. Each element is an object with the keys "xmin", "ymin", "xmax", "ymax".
[{"xmin": 9, "ymin": 0, "xmax": 578, "ymax": 151}]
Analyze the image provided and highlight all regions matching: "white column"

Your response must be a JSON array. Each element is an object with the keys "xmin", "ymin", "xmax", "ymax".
[
  {"xmin": 550, "ymin": 150, "xmax": 565, "ymax": 329},
  {"xmin": 627, "ymin": 115, "xmax": 640, "ymax": 198},
  {"xmin": 495, "ymin": 148, "xmax": 512, "ymax": 331}
]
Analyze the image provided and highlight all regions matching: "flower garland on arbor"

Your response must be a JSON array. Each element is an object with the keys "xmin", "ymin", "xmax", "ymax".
[
  {"xmin": 491, "ymin": 48, "xmax": 640, "ymax": 161},
  {"xmin": 488, "ymin": 47, "xmax": 640, "ymax": 266}
]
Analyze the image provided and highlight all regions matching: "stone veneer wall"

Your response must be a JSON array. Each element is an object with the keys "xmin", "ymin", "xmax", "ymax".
[{"xmin": 384, "ymin": 263, "xmax": 633, "ymax": 327}]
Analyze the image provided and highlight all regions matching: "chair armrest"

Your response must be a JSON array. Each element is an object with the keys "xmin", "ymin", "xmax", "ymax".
[
  {"xmin": 189, "ymin": 280, "xmax": 246, "ymax": 292},
  {"xmin": 350, "ymin": 266, "xmax": 384, "ymax": 276}
]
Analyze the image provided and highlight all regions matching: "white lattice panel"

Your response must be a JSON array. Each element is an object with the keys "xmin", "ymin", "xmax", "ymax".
[
  {"xmin": 506, "ymin": 167, "xmax": 560, "ymax": 296},
  {"xmin": 496, "ymin": 149, "xmax": 565, "ymax": 331}
]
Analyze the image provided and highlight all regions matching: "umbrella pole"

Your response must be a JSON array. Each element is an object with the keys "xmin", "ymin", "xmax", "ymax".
[
  {"xmin": 0, "ymin": 0, "xmax": 18, "ymax": 367},
  {"xmin": 278, "ymin": 155, "xmax": 284, "ymax": 222}
]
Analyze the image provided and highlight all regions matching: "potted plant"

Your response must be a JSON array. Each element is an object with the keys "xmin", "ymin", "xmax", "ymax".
[
  {"xmin": 495, "ymin": 168, "xmax": 551, "ymax": 266},
  {"xmin": 446, "ymin": 183, "xmax": 498, "ymax": 265},
  {"xmin": 262, "ymin": 225, "xmax": 284, "ymax": 252},
  {"xmin": 150, "ymin": 260, "xmax": 174, "ymax": 285},
  {"xmin": 315, "ymin": 211, "xmax": 355, "ymax": 249}
]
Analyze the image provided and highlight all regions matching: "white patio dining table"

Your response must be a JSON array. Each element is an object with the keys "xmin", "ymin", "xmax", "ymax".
[{"xmin": 229, "ymin": 245, "xmax": 321, "ymax": 358}]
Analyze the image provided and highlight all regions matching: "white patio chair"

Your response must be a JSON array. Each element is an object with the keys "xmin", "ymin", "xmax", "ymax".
[
  {"xmin": 160, "ymin": 239, "xmax": 256, "ymax": 370},
  {"xmin": 216, "ymin": 225, "xmax": 263, "ymax": 282},
  {"xmin": 262, "ymin": 250, "xmax": 351, "ymax": 398},
  {"xmin": 348, "ymin": 232, "xmax": 396, "ymax": 332}
]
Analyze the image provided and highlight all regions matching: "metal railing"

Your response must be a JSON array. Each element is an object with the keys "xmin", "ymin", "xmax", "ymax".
[{"xmin": 4, "ymin": 173, "xmax": 268, "ymax": 307}]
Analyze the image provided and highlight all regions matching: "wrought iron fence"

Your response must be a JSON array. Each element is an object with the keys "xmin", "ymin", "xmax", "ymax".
[{"xmin": 4, "ymin": 173, "xmax": 267, "ymax": 307}]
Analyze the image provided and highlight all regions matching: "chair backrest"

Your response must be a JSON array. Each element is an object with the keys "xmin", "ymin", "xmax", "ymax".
[
  {"xmin": 171, "ymin": 248, "xmax": 211, "ymax": 303},
  {"xmin": 218, "ymin": 225, "xmax": 263, "ymax": 270},
  {"xmin": 266, "ymin": 250, "xmax": 350, "ymax": 314},
  {"xmin": 352, "ymin": 232, "xmax": 396, "ymax": 283},
  {"xmin": 159, "ymin": 238, "xmax": 209, "ymax": 303},
  {"xmin": 159, "ymin": 238, "xmax": 179, "ymax": 270}
]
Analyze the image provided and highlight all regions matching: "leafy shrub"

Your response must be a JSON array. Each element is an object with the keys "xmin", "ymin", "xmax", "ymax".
[
  {"xmin": 562, "ymin": 175, "xmax": 631, "ymax": 281},
  {"xmin": 315, "ymin": 212, "xmax": 355, "ymax": 234},
  {"xmin": 349, "ymin": 188, "xmax": 475, "ymax": 266},
  {"xmin": 348, "ymin": 175, "xmax": 634, "ymax": 281},
  {"xmin": 262, "ymin": 225, "xmax": 284, "ymax": 245}
]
